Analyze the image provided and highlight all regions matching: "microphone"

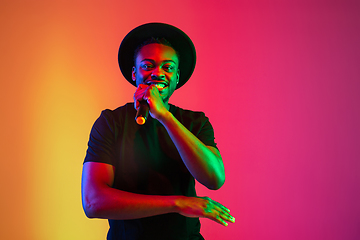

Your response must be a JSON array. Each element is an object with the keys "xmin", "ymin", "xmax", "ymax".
[{"xmin": 135, "ymin": 100, "xmax": 149, "ymax": 125}]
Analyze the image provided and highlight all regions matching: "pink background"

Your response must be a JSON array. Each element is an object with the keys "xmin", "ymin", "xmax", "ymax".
[{"xmin": 1, "ymin": 0, "xmax": 359, "ymax": 239}]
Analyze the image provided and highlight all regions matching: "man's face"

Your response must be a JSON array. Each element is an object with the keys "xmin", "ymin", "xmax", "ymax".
[{"xmin": 132, "ymin": 43, "xmax": 180, "ymax": 104}]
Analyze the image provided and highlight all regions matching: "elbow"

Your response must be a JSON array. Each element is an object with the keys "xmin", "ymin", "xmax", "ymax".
[
  {"xmin": 206, "ymin": 153, "xmax": 225, "ymax": 190},
  {"xmin": 211, "ymin": 182, "xmax": 224, "ymax": 190},
  {"xmin": 205, "ymin": 174, "xmax": 225, "ymax": 190},
  {"xmin": 211, "ymin": 168, "xmax": 226, "ymax": 190},
  {"xmin": 82, "ymin": 198, "xmax": 102, "ymax": 219},
  {"xmin": 83, "ymin": 202, "xmax": 97, "ymax": 219},
  {"xmin": 210, "ymin": 179, "xmax": 225, "ymax": 190}
]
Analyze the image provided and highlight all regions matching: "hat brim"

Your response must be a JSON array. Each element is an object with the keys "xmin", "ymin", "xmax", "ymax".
[{"xmin": 118, "ymin": 22, "xmax": 196, "ymax": 89}]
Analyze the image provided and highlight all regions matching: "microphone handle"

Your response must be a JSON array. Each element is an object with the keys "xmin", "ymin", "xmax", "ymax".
[{"xmin": 135, "ymin": 101, "xmax": 149, "ymax": 125}]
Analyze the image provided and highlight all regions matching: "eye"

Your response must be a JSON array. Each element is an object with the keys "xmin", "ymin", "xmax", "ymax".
[
  {"xmin": 141, "ymin": 63, "xmax": 154, "ymax": 70},
  {"xmin": 163, "ymin": 64, "xmax": 175, "ymax": 72}
]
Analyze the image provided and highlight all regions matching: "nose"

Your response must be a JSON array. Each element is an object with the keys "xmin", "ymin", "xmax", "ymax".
[{"xmin": 151, "ymin": 67, "xmax": 165, "ymax": 80}]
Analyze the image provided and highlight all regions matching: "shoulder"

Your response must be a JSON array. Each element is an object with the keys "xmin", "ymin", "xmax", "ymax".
[
  {"xmin": 91, "ymin": 103, "xmax": 135, "ymax": 133},
  {"xmin": 170, "ymin": 104, "xmax": 209, "ymax": 125},
  {"xmin": 102, "ymin": 103, "xmax": 135, "ymax": 118},
  {"xmin": 98, "ymin": 103, "xmax": 135, "ymax": 123}
]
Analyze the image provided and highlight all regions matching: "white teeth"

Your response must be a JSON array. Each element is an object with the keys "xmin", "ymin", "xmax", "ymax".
[
  {"xmin": 154, "ymin": 83, "xmax": 166, "ymax": 90},
  {"xmin": 147, "ymin": 82, "xmax": 167, "ymax": 90}
]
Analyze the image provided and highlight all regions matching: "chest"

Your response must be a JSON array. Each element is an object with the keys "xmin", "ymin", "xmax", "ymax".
[{"xmin": 112, "ymin": 119, "xmax": 191, "ymax": 194}]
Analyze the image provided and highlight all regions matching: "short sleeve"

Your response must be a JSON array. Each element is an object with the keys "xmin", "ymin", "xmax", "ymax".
[
  {"xmin": 171, "ymin": 105, "xmax": 218, "ymax": 150},
  {"xmin": 197, "ymin": 113, "xmax": 218, "ymax": 150},
  {"xmin": 84, "ymin": 110, "xmax": 117, "ymax": 165}
]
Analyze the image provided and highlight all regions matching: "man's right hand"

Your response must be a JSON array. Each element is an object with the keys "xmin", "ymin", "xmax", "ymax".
[{"xmin": 174, "ymin": 196, "xmax": 235, "ymax": 226}]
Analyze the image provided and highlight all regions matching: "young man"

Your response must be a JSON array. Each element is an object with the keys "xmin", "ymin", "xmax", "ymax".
[{"xmin": 82, "ymin": 23, "xmax": 235, "ymax": 240}]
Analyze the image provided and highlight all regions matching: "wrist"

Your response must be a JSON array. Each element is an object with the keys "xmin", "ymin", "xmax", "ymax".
[
  {"xmin": 157, "ymin": 110, "xmax": 174, "ymax": 125},
  {"xmin": 171, "ymin": 195, "xmax": 185, "ymax": 213}
]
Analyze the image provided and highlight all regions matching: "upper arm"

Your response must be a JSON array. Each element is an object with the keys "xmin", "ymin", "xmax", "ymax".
[{"xmin": 81, "ymin": 162, "xmax": 115, "ymax": 214}]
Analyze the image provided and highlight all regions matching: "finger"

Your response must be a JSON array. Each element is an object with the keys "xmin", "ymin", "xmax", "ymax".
[
  {"xmin": 133, "ymin": 93, "xmax": 143, "ymax": 110},
  {"xmin": 202, "ymin": 199, "xmax": 234, "ymax": 224},
  {"xmin": 199, "ymin": 197, "xmax": 230, "ymax": 215},
  {"xmin": 137, "ymin": 83, "xmax": 148, "ymax": 89},
  {"xmin": 216, "ymin": 215, "xmax": 229, "ymax": 226},
  {"xmin": 133, "ymin": 89, "xmax": 142, "ymax": 101},
  {"xmin": 209, "ymin": 199, "xmax": 231, "ymax": 213},
  {"xmin": 214, "ymin": 201, "xmax": 230, "ymax": 212},
  {"xmin": 209, "ymin": 201, "xmax": 235, "ymax": 223},
  {"xmin": 220, "ymin": 211, "xmax": 235, "ymax": 223},
  {"xmin": 206, "ymin": 211, "xmax": 230, "ymax": 227},
  {"xmin": 211, "ymin": 204, "xmax": 235, "ymax": 223},
  {"xmin": 134, "ymin": 88, "xmax": 147, "ymax": 100},
  {"xmin": 134, "ymin": 86, "xmax": 151, "ymax": 106}
]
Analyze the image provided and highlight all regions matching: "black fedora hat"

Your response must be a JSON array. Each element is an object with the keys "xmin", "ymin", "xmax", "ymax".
[{"xmin": 118, "ymin": 22, "xmax": 196, "ymax": 89}]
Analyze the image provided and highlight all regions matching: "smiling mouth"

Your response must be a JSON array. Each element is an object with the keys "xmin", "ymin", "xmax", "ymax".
[{"xmin": 147, "ymin": 82, "xmax": 168, "ymax": 91}]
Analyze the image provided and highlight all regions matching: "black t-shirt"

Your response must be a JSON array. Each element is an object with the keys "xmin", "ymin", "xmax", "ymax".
[{"xmin": 84, "ymin": 103, "xmax": 218, "ymax": 240}]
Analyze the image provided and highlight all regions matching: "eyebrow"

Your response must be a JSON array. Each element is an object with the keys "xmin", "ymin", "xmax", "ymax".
[{"xmin": 140, "ymin": 59, "xmax": 177, "ymax": 64}]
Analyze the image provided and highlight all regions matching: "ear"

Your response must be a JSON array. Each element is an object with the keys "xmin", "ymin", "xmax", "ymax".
[
  {"xmin": 132, "ymin": 66, "xmax": 136, "ymax": 81},
  {"xmin": 176, "ymin": 69, "xmax": 180, "ymax": 85}
]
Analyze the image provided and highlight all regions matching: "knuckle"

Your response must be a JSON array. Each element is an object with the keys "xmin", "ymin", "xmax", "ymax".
[{"xmin": 215, "ymin": 215, "xmax": 223, "ymax": 223}]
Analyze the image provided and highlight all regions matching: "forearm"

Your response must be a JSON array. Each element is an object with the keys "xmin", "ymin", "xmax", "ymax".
[
  {"xmin": 158, "ymin": 111, "xmax": 225, "ymax": 190},
  {"xmin": 83, "ymin": 186, "xmax": 177, "ymax": 220},
  {"xmin": 83, "ymin": 187, "xmax": 235, "ymax": 226}
]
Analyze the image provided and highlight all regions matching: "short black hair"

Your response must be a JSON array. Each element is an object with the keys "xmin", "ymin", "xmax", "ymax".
[{"xmin": 133, "ymin": 37, "xmax": 180, "ymax": 64}]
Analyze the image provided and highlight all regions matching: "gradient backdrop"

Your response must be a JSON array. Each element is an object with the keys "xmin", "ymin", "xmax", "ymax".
[{"xmin": 1, "ymin": 0, "xmax": 359, "ymax": 239}]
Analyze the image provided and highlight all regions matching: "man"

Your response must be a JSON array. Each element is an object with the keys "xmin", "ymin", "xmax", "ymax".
[{"xmin": 81, "ymin": 23, "xmax": 235, "ymax": 240}]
